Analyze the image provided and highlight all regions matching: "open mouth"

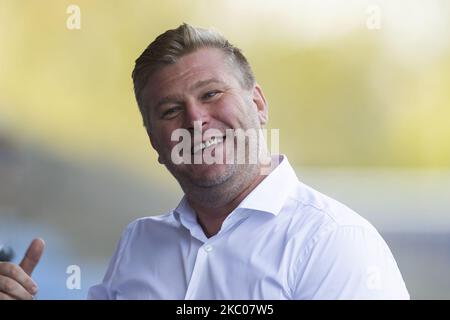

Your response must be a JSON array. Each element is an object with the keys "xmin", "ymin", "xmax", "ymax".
[{"xmin": 191, "ymin": 136, "xmax": 225, "ymax": 155}]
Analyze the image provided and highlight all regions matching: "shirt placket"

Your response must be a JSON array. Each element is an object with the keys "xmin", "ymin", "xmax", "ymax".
[
  {"xmin": 184, "ymin": 240, "xmax": 216, "ymax": 300},
  {"xmin": 183, "ymin": 211, "xmax": 253, "ymax": 299}
]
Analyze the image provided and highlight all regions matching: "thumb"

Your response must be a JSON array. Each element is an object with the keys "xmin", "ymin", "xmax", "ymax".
[{"xmin": 19, "ymin": 238, "xmax": 45, "ymax": 276}]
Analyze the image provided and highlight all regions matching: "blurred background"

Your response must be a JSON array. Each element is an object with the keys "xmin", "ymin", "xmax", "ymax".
[{"xmin": 0, "ymin": 0, "xmax": 449, "ymax": 299}]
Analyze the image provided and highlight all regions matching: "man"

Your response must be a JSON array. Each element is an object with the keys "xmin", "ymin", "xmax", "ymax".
[{"xmin": 0, "ymin": 23, "xmax": 409, "ymax": 300}]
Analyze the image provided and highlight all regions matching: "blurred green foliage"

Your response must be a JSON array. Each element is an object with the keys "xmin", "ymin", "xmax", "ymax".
[{"xmin": 1, "ymin": 0, "xmax": 449, "ymax": 173}]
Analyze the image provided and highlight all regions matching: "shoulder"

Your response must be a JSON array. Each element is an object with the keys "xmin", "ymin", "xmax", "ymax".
[
  {"xmin": 87, "ymin": 211, "xmax": 183, "ymax": 299},
  {"xmin": 284, "ymin": 182, "xmax": 409, "ymax": 299},
  {"xmin": 127, "ymin": 211, "xmax": 180, "ymax": 230},
  {"xmin": 105, "ymin": 211, "xmax": 186, "ymax": 269},
  {"xmin": 293, "ymin": 181, "xmax": 374, "ymax": 228},
  {"xmin": 282, "ymin": 180, "xmax": 379, "ymax": 250},
  {"xmin": 121, "ymin": 211, "xmax": 183, "ymax": 242}
]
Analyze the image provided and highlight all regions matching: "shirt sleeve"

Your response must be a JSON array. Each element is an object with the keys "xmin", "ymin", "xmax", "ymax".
[
  {"xmin": 292, "ymin": 225, "xmax": 410, "ymax": 300},
  {"xmin": 87, "ymin": 222, "xmax": 135, "ymax": 300}
]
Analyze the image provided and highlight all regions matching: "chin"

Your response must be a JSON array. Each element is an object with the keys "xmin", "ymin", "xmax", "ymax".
[{"xmin": 187, "ymin": 163, "xmax": 235, "ymax": 188}]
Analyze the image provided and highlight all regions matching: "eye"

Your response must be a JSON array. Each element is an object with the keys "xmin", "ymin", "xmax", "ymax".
[
  {"xmin": 202, "ymin": 90, "xmax": 222, "ymax": 100},
  {"xmin": 161, "ymin": 106, "xmax": 182, "ymax": 119}
]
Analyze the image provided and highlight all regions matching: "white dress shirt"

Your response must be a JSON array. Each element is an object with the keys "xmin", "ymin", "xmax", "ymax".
[{"xmin": 88, "ymin": 155, "xmax": 409, "ymax": 300}]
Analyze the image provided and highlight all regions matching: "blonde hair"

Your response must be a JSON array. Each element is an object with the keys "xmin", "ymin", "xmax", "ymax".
[{"xmin": 132, "ymin": 23, "xmax": 256, "ymax": 128}]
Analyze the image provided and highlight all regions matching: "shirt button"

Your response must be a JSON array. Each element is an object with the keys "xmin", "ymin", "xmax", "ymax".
[{"xmin": 204, "ymin": 244, "xmax": 213, "ymax": 252}]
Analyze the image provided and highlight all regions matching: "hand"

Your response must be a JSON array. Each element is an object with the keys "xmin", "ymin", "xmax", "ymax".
[{"xmin": 0, "ymin": 238, "xmax": 45, "ymax": 300}]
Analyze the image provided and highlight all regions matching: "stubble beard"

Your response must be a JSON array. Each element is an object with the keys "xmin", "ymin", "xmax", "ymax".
[{"xmin": 169, "ymin": 161, "xmax": 261, "ymax": 209}]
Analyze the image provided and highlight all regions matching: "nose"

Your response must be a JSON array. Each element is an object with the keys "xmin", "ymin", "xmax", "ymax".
[{"xmin": 184, "ymin": 99, "xmax": 209, "ymax": 132}]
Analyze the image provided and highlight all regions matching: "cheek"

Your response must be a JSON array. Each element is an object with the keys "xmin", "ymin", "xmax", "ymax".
[
  {"xmin": 214, "ymin": 97, "xmax": 252, "ymax": 127},
  {"xmin": 151, "ymin": 127, "xmax": 176, "ymax": 151}
]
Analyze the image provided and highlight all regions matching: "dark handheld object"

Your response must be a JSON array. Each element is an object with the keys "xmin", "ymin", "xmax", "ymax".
[{"xmin": 0, "ymin": 244, "xmax": 15, "ymax": 262}]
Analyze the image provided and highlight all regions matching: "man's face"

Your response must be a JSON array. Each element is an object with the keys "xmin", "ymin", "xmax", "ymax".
[{"xmin": 141, "ymin": 48, "xmax": 268, "ymax": 192}]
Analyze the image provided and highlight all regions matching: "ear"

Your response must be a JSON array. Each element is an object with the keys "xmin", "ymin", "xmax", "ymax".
[
  {"xmin": 147, "ymin": 129, "xmax": 164, "ymax": 164},
  {"xmin": 252, "ymin": 84, "xmax": 268, "ymax": 126}
]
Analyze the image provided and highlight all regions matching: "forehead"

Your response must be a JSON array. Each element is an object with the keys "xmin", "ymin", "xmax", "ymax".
[{"xmin": 144, "ymin": 48, "xmax": 239, "ymax": 100}]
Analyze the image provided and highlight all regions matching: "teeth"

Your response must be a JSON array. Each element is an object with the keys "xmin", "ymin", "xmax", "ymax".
[{"xmin": 193, "ymin": 136, "xmax": 223, "ymax": 154}]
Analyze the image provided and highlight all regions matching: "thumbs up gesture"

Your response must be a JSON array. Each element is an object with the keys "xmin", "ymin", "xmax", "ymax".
[{"xmin": 0, "ymin": 238, "xmax": 45, "ymax": 300}]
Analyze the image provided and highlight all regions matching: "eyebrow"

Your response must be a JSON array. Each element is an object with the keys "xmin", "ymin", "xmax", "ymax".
[
  {"xmin": 153, "ymin": 78, "xmax": 226, "ymax": 110},
  {"xmin": 189, "ymin": 78, "xmax": 225, "ymax": 91},
  {"xmin": 154, "ymin": 94, "xmax": 184, "ymax": 110}
]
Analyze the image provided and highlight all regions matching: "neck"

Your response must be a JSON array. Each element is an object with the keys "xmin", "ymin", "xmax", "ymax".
[{"xmin": 187, "ymin": 168, "xmax": 269, "ymax": 238}]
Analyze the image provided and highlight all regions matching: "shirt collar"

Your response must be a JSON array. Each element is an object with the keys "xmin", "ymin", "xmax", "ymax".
[
  {"xmin": 174, "ymin": 195, "xmax": 197, "ymax": 225},
  {"xmin": 236, "ymin": 154, "xmax": 298, "ymax": 216},
  {"xmin": 173, "ymin": 195, "xmax": 208, "ymax": 241},
  {"xmin": 174, "ymin": 155, "xmax": 298, "ymax": 221}
]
